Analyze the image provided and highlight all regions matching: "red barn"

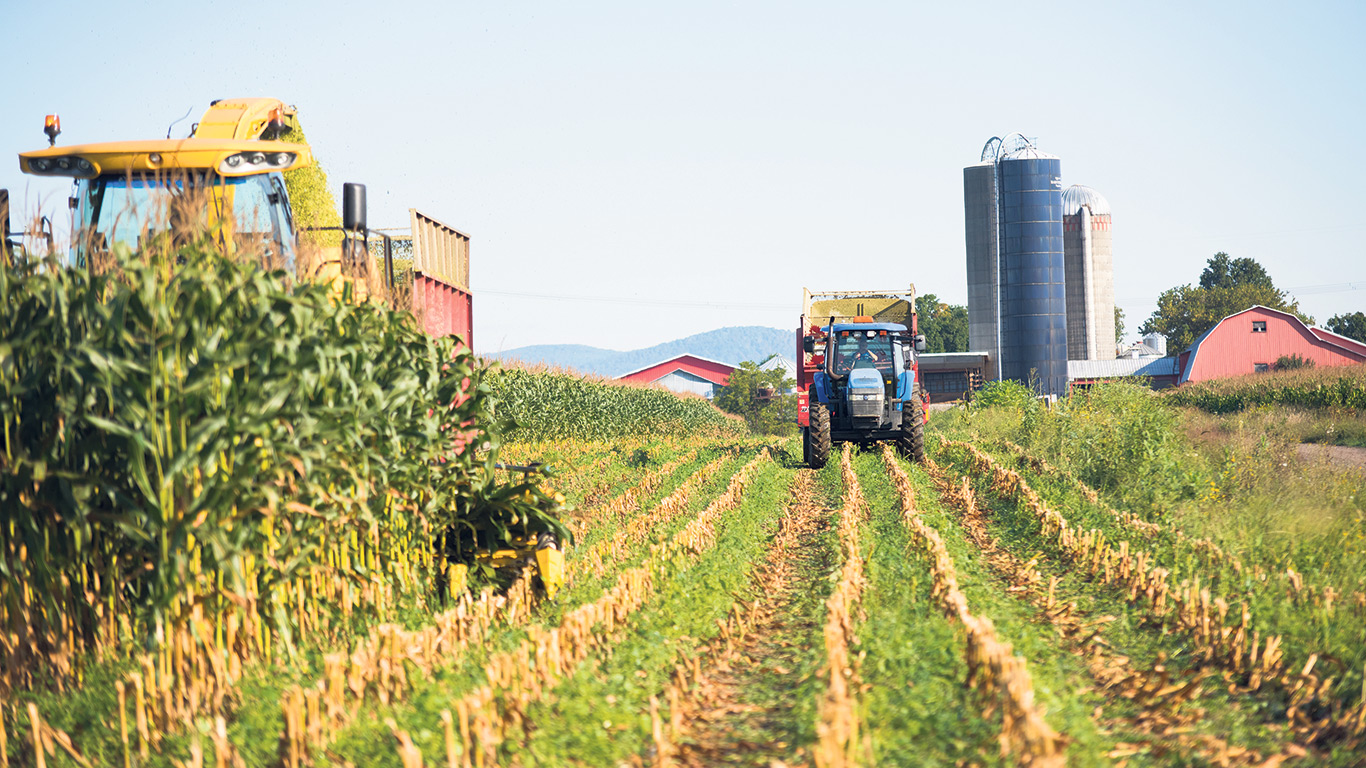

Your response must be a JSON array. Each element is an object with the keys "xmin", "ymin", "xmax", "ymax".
[
  {"xmin": 617, "ymin": 355, "xmax": 736, "ymax": 398},
  {"xmin": 1176, "ymin": 306, "xmax": 1366, "ymax": 384}
]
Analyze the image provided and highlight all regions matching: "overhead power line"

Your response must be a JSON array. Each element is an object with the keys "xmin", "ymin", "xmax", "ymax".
[{"xmin": 480, "ymin": 288, "xmax": 791, "ymax": 311}]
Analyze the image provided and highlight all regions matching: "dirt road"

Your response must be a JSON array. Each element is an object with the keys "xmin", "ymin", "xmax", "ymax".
[{"xmin": 1296, "ymin": 443, "xmax": 1366, "ymax": 473}]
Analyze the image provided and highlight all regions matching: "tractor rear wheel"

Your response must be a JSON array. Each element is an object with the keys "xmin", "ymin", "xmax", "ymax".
[
  {"xmin": 808, "ymin": 402, "xmax": 831, "ymax": 469},
  {"xmin": 899, "ymin": 393, "xmax": 926, "ymax": 464}
]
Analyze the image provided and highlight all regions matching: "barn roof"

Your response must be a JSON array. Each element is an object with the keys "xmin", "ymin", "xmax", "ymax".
[{"xmin": 616, "ymin": 353, "xmax": 737, "ymax": 386}]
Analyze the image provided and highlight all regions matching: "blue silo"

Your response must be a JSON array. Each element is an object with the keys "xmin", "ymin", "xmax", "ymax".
[{"xmin": 997, "ymin": 145, "xmax": 1068, "ymax": 395}]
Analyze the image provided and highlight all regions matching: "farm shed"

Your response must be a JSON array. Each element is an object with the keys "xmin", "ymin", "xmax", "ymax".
[
  {"xmin": 1175, "ymin": 306, "xmax": 1366, "ymax": 384},
  {"xmin": 1069, "ymin": 357, "xmax": 1181, "ymax": 390},
  {"xmin": 617, "ymin": 354, "xmax": 736, "ymax": 399},
  {"xmin": 918, "ymin": 352, "xmax": 990, "ymax": 403}
]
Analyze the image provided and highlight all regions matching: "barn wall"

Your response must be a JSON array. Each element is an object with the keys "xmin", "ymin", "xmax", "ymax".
[
  {"xmin": 1186, "ymin": 308, "xmax": 1366, "ymax": 382},
  {"xmin": 653, "ymin": 370, "xmax": 717, "ymax": 398}
]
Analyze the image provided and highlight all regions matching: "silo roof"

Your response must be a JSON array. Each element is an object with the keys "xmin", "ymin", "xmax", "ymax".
[
  {"xmin": 1062, "ymin": 185, "xmax": 1111, "ymax": 215},
  {"xmin": 1000, "ymin": 146, "xmax": 1059, "ymax": 161}
]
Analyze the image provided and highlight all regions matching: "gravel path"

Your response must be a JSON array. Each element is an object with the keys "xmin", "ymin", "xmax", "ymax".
[{"xmin": 1296, "ymin": 443, "xmax": 1366, "ymax": 473}]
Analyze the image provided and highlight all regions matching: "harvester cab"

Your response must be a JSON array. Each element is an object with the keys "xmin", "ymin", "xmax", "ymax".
[
  {"xmin": 13, "ymin": 98, "xmax": 316, "ymax": 270},
  {"xmin": 797, "ymin": 288, "xmax": 928, "ymax": 469}
]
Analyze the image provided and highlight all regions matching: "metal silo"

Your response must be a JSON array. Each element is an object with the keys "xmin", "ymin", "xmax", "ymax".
[
  {"xmin": 997, "ymin": 143, "xmax": 1068, "ymax": 395},
  {"xmin": 1062, "ymin": 185, "xmax": 1116, "ymax": 361},
  {"xmin": 963, "ymin": 160, "xmax": 999, "ymax": 379}
]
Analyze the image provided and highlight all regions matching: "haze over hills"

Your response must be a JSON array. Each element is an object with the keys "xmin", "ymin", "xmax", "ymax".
[{"xmin": 491, "ymin": 326, "xmax": 792, "ymax": 377}]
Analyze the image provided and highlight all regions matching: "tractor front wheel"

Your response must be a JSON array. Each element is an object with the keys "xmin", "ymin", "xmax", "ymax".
[{"xmin": 808, "ymin": 402, "xmax": 832, "ymax": 469}]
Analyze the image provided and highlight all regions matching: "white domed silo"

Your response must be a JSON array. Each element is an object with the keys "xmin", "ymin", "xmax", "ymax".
[{"xmin": 1062, "ymin": 185, "xmax": 1116, "ymax": 361}]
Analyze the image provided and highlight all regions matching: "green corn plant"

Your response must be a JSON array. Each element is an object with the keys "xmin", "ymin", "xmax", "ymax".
[{"xmin": 0, "ymin": 240, "xmax": 569, "ymax": 692}]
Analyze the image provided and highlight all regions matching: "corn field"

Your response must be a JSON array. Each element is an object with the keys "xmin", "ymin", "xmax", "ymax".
[{"xmin": 3, "ymin": 249, "xmax": 1365, "ymax": 765}]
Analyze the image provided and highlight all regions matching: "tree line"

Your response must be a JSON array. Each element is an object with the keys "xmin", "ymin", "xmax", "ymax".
[{"xmin": 1140, "ymin": 252, "xmax": 1366, "ymax": 349}]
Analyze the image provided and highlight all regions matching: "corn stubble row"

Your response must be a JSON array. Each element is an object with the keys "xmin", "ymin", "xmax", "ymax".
[
  {"xmin": 565, "ymin": 449, "xmax": 698, "ymax": 539},
  {"xmin": 813, "ymin": 445, "xmax": 870, "ymax": 768},
  {"xmin": 649, "ymin": 598, "xmax": 766, "ymax": 768},
  {"xmin": 650, "ymin": 473, "xmax": 817, "ymax": 767},
  {"xmin": 0, "ymin": 439, "xmax": 621, "ymax": 767},
  {"xmin": 280, "ymin": 449, "xmax": 771, "ymax": 767},
  {"xmin": 1001, "ymin": 439, "xmax": 1364, "ymax": 612},
  {"xmin": 879, "ymin": 445, "xmax": 1066, "ymax": 765},
  {"xmin": 568, "ymin": 451, "xmax": 728, "ymax": 583},
  {"xmin": 929, "ymin": 453, "xmax": 1284, "ymax": 766},
  {"xmin": 940, "ymin": 440, "xmax": 1366, "ymax": 746}
]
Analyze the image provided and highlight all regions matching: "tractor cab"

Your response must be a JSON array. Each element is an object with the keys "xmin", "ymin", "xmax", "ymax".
[{"xmin": 817, "ymin": 321, "xmax": 915, "ymax": 431}]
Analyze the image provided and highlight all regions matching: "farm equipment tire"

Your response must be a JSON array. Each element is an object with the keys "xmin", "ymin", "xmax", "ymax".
[
  {"xmin": 899, "ymin": 392, "xmax": 926, "ymax": 464},
  {"xmin": 808, "ymin": 402, "xmax": 831, "ymax": 469}
]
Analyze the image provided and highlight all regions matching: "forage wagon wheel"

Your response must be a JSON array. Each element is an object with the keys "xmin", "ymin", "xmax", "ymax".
[
  {"xmin": 899, "ymin": 391, "xmax": 927, "ymax": 464},
  {"xmin": 808, "ymin": 401, "xmax": 831, "ymax": 470}
]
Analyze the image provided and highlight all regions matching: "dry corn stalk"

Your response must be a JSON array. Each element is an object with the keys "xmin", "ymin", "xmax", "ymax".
[
  {"xmin": 882, "ymin": 444, "xmax": 1067, "ymax": 766},
  {"xmin": 940, "ymin": 439, "xmax": 1366, "ymax": 746},
  {"xmin": 279, "ymin": 449, "xmax": 772, "ymax": 764},
  {"xmin": 568, "ymin": 451, "xmax": 731, "ymax": 583},
  {"xmin": 814, "ymin": 445, "xmax": 869, "ymax": 768}
]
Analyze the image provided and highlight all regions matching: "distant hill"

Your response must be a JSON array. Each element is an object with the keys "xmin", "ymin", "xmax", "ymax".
[{"xmin": 492, "ymin": 326, "xmax": 792, "ymax": 377}]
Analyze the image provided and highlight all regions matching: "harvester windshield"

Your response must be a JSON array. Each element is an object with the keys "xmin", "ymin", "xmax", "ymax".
[{"xmin": 72, "ymin": 172, "xmax": 297, "ymax": 270}]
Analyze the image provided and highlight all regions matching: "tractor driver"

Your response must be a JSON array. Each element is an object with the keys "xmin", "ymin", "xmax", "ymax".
[{"xmin": 839, "ymin": 333, "xmax": 886, "ymax": 373}]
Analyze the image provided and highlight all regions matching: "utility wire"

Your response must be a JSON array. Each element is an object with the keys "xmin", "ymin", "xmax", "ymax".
[{"xmin": 479, "ymin": 288, "xmax": 790, "ymax": 311}]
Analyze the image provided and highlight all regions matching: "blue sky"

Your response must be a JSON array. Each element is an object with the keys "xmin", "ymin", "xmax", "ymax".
[{"xmin": 4, "ymin": 0, "xmax": 1363, "ymax": 353}]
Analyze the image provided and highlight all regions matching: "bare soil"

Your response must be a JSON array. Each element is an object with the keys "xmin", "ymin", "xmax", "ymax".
[
  {"xmin": 1296, "ymin": 443, "xmax": 1366, "ymax": 473},
  {"xmin": 674, "ymin": 471, "xmax": 832, "ymax": 768}
]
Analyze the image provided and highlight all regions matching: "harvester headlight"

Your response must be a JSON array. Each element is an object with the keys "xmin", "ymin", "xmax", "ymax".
[
  {"xmin": 219, "ymin": 150, "xmax": 295, "ymax": 174},
  {"xmin": 25, "ymin": 155, "xmax": 97, "ymax": 177}
]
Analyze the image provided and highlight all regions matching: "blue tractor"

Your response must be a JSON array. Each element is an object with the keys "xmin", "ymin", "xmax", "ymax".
[{"xmin": 796, "ymin": 289, "xmax": 927, "ymax": 469}]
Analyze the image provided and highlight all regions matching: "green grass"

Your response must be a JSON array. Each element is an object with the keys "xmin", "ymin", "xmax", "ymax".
[
  {"xmin": 927, "ymin": 435, "xmax": 1365, "ymax": 763},
  {"xmin": 854, "ymin": 449, "xmax": 1118, "ymax": 767},
  {"xmin": 850, "ymin": 449, "xmax": 1006, "ymax": 766},
  {"xmin": 518, "ymin": 461, "xmax": 794, "ymax": 765},
  {"xmin": 320, "ymin": 459, "xmax": 793, "ymax": 766}
]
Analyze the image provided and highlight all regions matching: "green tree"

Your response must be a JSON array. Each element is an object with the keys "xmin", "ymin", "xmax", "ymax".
[
  {"xmin": 1115, "ymin": 306, "xmax": 1126, "ymax": 345},
  {"xmin": 1140, "ymin": 253, "xmax": 1310, "ymax": 351},
  {"xmin": 915, "ymin": 294, "xmax": 969, "ymax": 353},
  {"xmin": 715, "ymin": 361, "xmax": 797, "ymax": 435},
  {"xmin": 1326, "ymin": 312, "xmax": 1366, "ymax": 343},
  {"xmin": 1198, "ymin": 252, "xmax": 1275, "ymax": 291}
]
